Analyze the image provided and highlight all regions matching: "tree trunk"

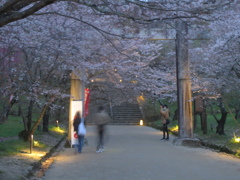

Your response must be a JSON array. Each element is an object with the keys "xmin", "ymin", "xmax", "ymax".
[
  {"xmin": 18, "ymin": 104, "xmax": 28, "ymax": 141},
  {"xmin": 202, "ymin": 110, "xmax": 208, "ymax": 134},
  {"xmin": 42, "ymin": 106, "xmax": 51, "ymax": 132},
  {"xmin": 216, "ymin": 109, "xmax": 227, "ymax": 135},
  {"xmin": 18, "ymin": 105, "xmax": 28, "ymax": 131},
  {"xmin": 55, "ymin": 107, "xmax": 62, "ymax": 122},
  {"xmin": 235, "ymin": 108, "xmax": 240, "ymax": 120},
  {"xmin": 216, "ymin": 99, "xmax": 228, "ymax": 135},
  {"xmin": 27, "ymin": 100, "xmax": 34, "ymax": 131},
  {"xmin": 28, "ymin": 104, "xmax": 49, "ymax": 140},
  {"xmin": 0, "ymin": 96, "xmax": 17, "ymax": 123},
  {"xmin": 55, "ymin": 99, "xmax": 64, "ymax": 122},
  {"xmin": 18, "ymin": 105, "xmax": 21, "ymax": 116},
  {"xmin": 0, "ymin": 104, "xmax": 9, "ymax": 123},
  {"xmin": 193, "ymin": 114, "xmax": 197, "ymax": 130},
  {"xmin": 201, "ymin": 99, "xmax": 207, "ymax": 134},
  {"xmin": 18, "ymin": 100, "xmax": 35, "ymax": 141}
]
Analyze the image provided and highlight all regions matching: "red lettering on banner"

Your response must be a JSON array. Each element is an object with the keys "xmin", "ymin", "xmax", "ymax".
[{"xmin": 84, "ymin": 88, "xmax": 90, "ymax": 117}]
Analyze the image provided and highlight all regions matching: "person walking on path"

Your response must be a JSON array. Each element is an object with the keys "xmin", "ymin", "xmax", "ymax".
[
  {"xmin": 94, "ymin": 106, "xmax": 111, "ymax": 153},
  {"xmin": 73, "ymin": 111, "xmax": 86, "ymax": 153},
  {"xmin": 160, "ymin": 104, "xmax": 170, "ymax": 140}
]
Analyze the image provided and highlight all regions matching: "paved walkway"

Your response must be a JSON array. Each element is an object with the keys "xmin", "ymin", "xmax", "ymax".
[{"xmin": 43, "ymin": 125, "xmax": 240, "ymax": 180}]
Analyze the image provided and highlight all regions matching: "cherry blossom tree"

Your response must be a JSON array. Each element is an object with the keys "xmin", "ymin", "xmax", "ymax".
[
  {"xmin": 1, "ymin": 1, "xmax": 237, "ymax": 101},
  {"xmin": 1, "ymin": 0, "xmax": 239, "ymax": 138},
  {"xmin": 0, "ymin": 8, "xmax": 80, "ymax": 135},
  {"xmin": 188, "ymin": 2, "xmax": 240, "ymax": 134},
  {"xmin": 0, "ymin": 0, "xmax": 235, "ymax": 27}
]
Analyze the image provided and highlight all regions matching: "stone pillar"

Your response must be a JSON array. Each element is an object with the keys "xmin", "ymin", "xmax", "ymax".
[{"xmin": 175, "ymin": 19, "xmax": 193, "ymax": 138}]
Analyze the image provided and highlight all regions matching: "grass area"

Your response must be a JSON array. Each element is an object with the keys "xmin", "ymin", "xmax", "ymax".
[
  {"xmin": 193, "ymin": 115, "xmax": 240, "ymax": 157},
  {"xmin": 0, "ymin": 115, "xmax": 67, "ymax": 157},
  {"xmin": 0, "ymin": 139, "xmax": 30, "ymax": 156},
  {"xmin": 0, "ymin": 116, "xmax": 24, "ymax": 138},
  {"xmin": 151, "ymin": 113, "xmax": 240, "ymax": 157}
]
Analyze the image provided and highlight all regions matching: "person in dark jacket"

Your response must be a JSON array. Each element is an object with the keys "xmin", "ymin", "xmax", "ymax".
[
  {"xmin": 73, "ymin": 111, "xmax": 86, "ymax": 153},
  {"xmin": 94, "ymin": 106, "xmax": 111, "ymax": 153}
]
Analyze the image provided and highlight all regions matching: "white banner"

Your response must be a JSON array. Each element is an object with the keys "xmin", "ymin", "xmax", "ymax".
[{"xmin": 70, "ymin": 101, "xmax": 83, "ymax": 146}]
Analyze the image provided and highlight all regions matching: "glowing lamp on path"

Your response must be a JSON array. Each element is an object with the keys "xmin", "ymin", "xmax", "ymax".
[
  {"xmin": 233, "ymin": 132, "xmax": 240, "ymax": 143},
  {"xmin": 235, "ymin": 138, "xmax": 240, "ymax": 143},
  {"xmin": 140, "ymin": 120, "xmax": 143, "ymax": 126}
]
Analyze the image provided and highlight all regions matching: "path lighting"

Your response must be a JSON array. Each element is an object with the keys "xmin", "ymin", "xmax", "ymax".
[
  {"xmin": 170, "ymin": 125, "xmax": 179, "ymax": 132},
  {"xmin": 55, "ymin": 128, "xmax": 65, "ymax": 134},
  {"xmin": 140, "ymin": 120, "xmax": 143, "ymax": 126},
  {"xmin": 235, "ymin": 138, "xmax": 240, "ymax": 143},
  {"xmin": 56, "ymin": 120, "xmax": 59, "ymax": 127},
  {"xmin": 30, "ymin": 134, "xmax": 33, "ymax": 154},
  {"xmin": 233, "ymin": 133, "xmax": 240, "ymax": 143},
  {"xmin": 33, "ymin": 140, "xmax": 40, "ymax": 147}
]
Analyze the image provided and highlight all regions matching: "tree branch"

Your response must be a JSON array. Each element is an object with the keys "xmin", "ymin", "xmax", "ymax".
[
  {"xmin": 0, "ymin": 0, "xmax": 56, "ymax": 27},
  {"xmin": 0, "ymin": 0, "xmax": 235, "ymax": 27}
]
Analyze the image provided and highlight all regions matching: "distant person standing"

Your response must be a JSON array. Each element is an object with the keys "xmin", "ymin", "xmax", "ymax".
[
  {"xmin": 160, "ymin": 104, "xmax": 170, "ymax": 140},
  {"xmin": 73, "ymin": 111, "xmax": 86, "ymax": 153},
  {"xmin": 94, "ymin": 106, "xmax": 111, "ymax": 153}
]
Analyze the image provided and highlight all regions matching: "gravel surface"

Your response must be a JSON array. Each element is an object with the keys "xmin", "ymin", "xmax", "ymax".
[
  {"xmin": 0, "ymin": 132, "xmax": 64, "ymax": 180},
  {"xmin": 43, "ymin": 125, "xmax": 240, "ymax": 180}
]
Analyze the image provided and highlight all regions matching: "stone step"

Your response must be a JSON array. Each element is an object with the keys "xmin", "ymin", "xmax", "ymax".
[
  {"xmin": 112, "ymin": 103, "xmax": 143, "ymax": 124},
  {"xmin": 113, "ymin": 109, "xmax": 141, "ymax": 112}
]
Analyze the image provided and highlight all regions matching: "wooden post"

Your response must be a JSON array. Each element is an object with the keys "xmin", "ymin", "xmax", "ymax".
[
  {"xmin": 175, "ymin": 19, "xmax": 193, "ymax": 138},
  {"xmin": 194, "ymin": 96, "xmax": 208, "ymax": 134},
  {"xmin": 30, "ymin": 134, "xmax": 33, "ymax": 154},
  {"xmin": 201, "ymin": 99, "xmax": 207, "ymax": 134}
]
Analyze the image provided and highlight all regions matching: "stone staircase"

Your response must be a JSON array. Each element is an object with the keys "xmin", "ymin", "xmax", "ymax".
[{"xmin": 111, "ymin": 103, "xmax": 143, "ymax": 125}]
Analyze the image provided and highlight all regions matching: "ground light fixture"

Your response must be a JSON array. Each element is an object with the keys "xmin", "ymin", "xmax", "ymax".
[
  {"xmin": 171, "ymin": 125, "xmax": 179, "ymax": 131},
  {"xmin": 30, "ymin": 134, "xmax": 33, "ymax": 154},
  {"xmin": 235, "ymin": 138, "xmax": 240, "ymax": 143},
  {"xmin": 33, "ymin": 140, "xmax": 40, "ymax": 147},
  {"xmin": 233, "ymin": 133, "xmax": 240, "ymax": 143},
  {"xmin": 140, "ymin": 120, "xmax": 143, "ymax": 126}
]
